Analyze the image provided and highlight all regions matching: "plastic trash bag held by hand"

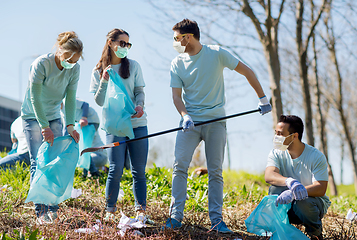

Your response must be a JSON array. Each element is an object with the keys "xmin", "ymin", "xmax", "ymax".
[
  {"xmin": 275, "ymin": 190, "xmax": 294, "ymax": 206},
  {"xmin": 245, "ymin": 195, "xmax": 310, "ymax": 240},
  {"xmin": 25, "ymin": 136, "xmax": 79, "ymax": 205},
  {"xmin": 182, "ymin": 114, "xmax": 194, "ymax": 132},
  {"xmin": 102, "ymin": 68, "xmax": 136, "ymax": 139},
  {"xmin": 258, "ymin": 95, "xmax": 272, "ymax": 115},
  {"xmin": 75, "ymin": 123, "xmax": 95, "ymax": 170},
  {"xmin": 286, "ymin": 177, "xmax": 308, "ymax": 200}
]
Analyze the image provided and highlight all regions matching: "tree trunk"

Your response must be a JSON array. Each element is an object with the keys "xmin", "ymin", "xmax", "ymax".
[
  {"xmin": 263, "ymin": 27, "xmax": 283, "ymax": 125},
  {"xmin": 330, "ymin": 44, "xmax": 357, "ymax": 193},
  {"xmin": 340, "ymin": 138, "xmax": 344, "ymax": 185},
  {"xmin": 311, "ymin": 1, "xmax": 337, "ymax": 195},
  {"xmin": 296, "ymin": 0, "xmax": 315, "ymax": 146},
  {"xmin": 242, "ymin": 0, "xmax": 285, "ymax": 125},
  {"xmin": 298, "ymin": 52, "xmax": 315, "ymax": 146}
]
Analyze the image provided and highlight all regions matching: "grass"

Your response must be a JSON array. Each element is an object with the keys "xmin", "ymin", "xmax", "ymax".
[{"xmin": 0, "ymin": 160, "xmax": 356, "ymax": 239}]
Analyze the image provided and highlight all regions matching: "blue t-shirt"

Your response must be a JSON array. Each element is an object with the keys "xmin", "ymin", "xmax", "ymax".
[
  {"xmin": 21, "ymin": 53, "xmax": 80, "ymax": 121},
  {"xmin": 267, "ymin": 144, "xmax": 331, "ymax": 214},
  {"xmin": 170, "ymin": 45, "xmax": 239, "ymax": 122},
  {"xmin": 74, "ymin": 99, "xmax": 100, "ymax": 124},
  {"xmin": 61, "ymin": 99, "xmax": 100, "ymax": 125}
]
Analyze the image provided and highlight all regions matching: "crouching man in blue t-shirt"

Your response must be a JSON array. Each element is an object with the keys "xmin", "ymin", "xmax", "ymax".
[{"xmin": 265, "ymin": 115, "xmax": 331, "ymax": 240}]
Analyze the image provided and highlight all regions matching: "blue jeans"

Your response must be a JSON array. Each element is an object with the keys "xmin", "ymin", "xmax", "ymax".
[
  {"xmin": 269, "ymin": 185, "xmax": 325, "ymax": 236},
  {"xmin": 0, "ymin": 152, "xmax": 30, "ymax": 170},
  {"xmin": 23, "ymin": 118, "xmax": 63, "ymax": 217},
  {"xmin": 170, "ymin": 122, "xmax": 226, "ymax": 224},
  {"xmin": 105, "ymin": 126, "xmax": 148, "ymax": 212}
]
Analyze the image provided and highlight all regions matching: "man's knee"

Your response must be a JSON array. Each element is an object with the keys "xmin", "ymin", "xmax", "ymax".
[{"xmin": 294, "ymin": 197, "xmax": 322, "ymax": 218}]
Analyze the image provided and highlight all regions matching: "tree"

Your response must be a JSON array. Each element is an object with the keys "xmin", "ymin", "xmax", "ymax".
[
  {"xmin": 321, "ymin": 3, "xmax": 357, "ymax": 192},
  {"xmin": 241, "ymin": 0, "xmax": 285, "ymax": 124},
  {"xmin": 295, "ymin": 0, "xmax": 330, "ymax": 146},
  {"xmin": 310, "ymin": 0, "xmax": 337, "ymax": 195}
]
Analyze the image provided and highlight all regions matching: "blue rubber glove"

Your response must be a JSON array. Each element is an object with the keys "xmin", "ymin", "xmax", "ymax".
[
  {"xmin": 286, "ymin": 177, "xmax": 308, "ymax": 201},
  {"xmin": 182, "ymin": 114, "xmax": 194, "ymax": 132},
  {"xmin": 258, "ymin": 96, "xmax": 272, "ymax": 115},
  {"xmin": 275, "ymin": 190, "xmax": 294, "ymax": 206}
]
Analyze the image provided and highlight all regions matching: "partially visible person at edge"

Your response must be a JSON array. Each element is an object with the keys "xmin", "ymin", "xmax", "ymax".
[
  {"xmin": 164, "ymin": 19, "xmax": 272, "ymax": 233},
  {"xmin": 90, "ymin": 28, "xmax": 148, "ymax": 222},
  {"xmin": 61, "ymin": 98, "xmax": 108, "ymax": 178},
  {"xmin": 0, "ymin": 116, "xmax": 30, "ymax": 170},
  {"xmin": 265, "ymin": 115, "xmax": 330, "ymax": 240},
  {"xmin": 21, "ymin": 31, "xmax": 83, "ymax": 225}
]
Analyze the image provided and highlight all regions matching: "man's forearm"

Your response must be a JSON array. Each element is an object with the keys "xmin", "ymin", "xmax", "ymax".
[
  {"xmin": 173, "ymin": 97, "xmax": 188, "ymax": 117},
  {"xmin": 265, "ymin": 168, "xmax": 287, "ymax": 186}
]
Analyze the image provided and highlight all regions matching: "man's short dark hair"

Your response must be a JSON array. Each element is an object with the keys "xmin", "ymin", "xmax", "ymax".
[
  {"xmin": 278, "ymin": 115, "xmax": 304, "ymax": 141},
  {"xmin": 172, "ymin": 19, "xmax": 200, "ymax": 41}
]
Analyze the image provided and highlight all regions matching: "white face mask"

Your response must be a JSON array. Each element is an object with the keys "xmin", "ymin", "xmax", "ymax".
[
  {"xmin": 173, "ymin": 41, "xmax": 186, "ymax": 53},
  {"xmin": 273, "ymin": 133, "xmax": 294, "ymax": 151}
]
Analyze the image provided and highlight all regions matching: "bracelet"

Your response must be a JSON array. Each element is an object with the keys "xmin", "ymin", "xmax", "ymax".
[{"xmin": 66, "ymin": 124, "xmax": 74, "ymax": 127}]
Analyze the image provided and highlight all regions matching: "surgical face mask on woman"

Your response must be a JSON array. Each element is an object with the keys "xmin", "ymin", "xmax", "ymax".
[
  {"xmin": 114, "ymin": 46, "xmax": 129, "ymax": 58},
  {"xmin": 273, "ymin": 133, "xmax": 294, "ymax": 151},
  {"xmin": 60, "ymin": 52, "xmax": 76, "ymax": 69}
]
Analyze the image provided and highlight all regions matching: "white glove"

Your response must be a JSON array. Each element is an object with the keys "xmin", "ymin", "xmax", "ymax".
[
  {"xmin": 182, "ymin": 114, "xmax": 194, "ymax": 132},
  {"xmin": 258, "ymin": 95, "xmax": 272, "ymax": 115}
]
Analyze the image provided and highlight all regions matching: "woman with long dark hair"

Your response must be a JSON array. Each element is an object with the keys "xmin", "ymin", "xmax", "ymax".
[{"xmin": 90, "ymin": 28, "xmax": 148, "ymax": 221}]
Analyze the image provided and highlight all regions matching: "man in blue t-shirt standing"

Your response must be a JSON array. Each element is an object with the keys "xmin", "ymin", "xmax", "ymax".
[
  {"xmin": 165, "ymin": 18, "xmax": 272, "ymax": 233},
  {"xmin": 265, "ymin": 115, "xmax": 330, "ymax": 240}
]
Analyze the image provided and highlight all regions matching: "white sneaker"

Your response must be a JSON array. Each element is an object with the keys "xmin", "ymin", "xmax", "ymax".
[{"xmin": 36, "ymin": 213, "xmax": 53, "ymax": 225}]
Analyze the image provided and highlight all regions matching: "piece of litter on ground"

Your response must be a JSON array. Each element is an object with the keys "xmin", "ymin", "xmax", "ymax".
[
  {"xmin": 346, "ymin": 209, "xmax": 357, "ymax": 221},
  {"xmin": 74, "ymin": 220, "xmax": 102, "ymax": 234},
  {"xmin": 75, "ymin": 228, "xmax": 94, "ymax": 234},
  {"xmin": 117, "ymin": 212, "xmax": 146, "ymax": 237},
  {"xmin": 71, "ymin": 188, "xmax": 82, "ymax": 198}
]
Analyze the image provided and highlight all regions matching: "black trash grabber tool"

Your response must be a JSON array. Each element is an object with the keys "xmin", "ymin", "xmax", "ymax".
[{"xmin": 80, "ymin": 108, "xmax": 260, "ymax": 156}]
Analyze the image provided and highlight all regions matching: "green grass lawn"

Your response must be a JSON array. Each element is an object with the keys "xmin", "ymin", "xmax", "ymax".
[{"xmin": 0, "ymin": 158, "xmax": 356, "ymax": 239}]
